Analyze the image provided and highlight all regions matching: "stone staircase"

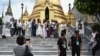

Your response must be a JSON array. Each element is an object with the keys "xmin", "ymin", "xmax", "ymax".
[
  {"xmin": 0, "ymin": 36, "xmax": 92, "ymax": 56},
  {"xmin": 1, "ymin": 26, "xmax": 92, "ymax": 56}
]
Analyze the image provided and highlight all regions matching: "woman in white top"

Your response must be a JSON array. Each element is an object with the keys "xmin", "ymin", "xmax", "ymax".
[
  {"xmin": 21, "ymin": 21, "xmax": 26, "ymax": 36},
  {"xmin": 36, "ymin": 19, "xmax": 42, "ymax": 38},
  {"xmin": 42, "ymin": 20, "xmax": 47, "ymax": 39},
  {"xmin": 27, "ymin": 19, "xmax": 32, "ymax": 37}
]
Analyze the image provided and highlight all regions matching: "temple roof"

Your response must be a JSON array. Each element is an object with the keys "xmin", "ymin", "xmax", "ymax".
[
  {"xmin": 5, "ymin": 0, "xmax": 13, "ymax": 16},
  {"xmin": 23, "ymin": 7, "xmax": 29, "ymax": 16}
]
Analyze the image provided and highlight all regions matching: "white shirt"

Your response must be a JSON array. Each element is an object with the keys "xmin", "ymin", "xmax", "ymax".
[
  {"xmin": 91, "ymin": 32, "xmax": 97, "ymax": 42},
  {"xmin": 10, "ymin": 21, "xmax": 14, "ymax": 28},
  {"xmin": 60, "ymin": 24, "xmax": 66, "ymax": 30},
  {"xmin": 17, "ymin": 22, "xmax": 22, "ymax": 27},
  {"xmin": 21, "ymin": 23, "xmax": 26, "ymax": 30},
  {"xmin": 27, "ymin": 21, "xmax": 31, "ymax": 28}
]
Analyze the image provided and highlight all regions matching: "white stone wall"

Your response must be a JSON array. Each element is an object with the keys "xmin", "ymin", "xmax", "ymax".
[{"xmin": 3, "ymin": 15, "xmax": 12, "ymax": 24}]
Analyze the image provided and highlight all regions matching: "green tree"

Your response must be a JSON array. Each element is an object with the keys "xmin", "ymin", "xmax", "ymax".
[
  {"xmin": 74, "ymin": 0, "xmax": 100, "ymax": 22},
  {"xmin": 91, "ymin": 23, "xmax": 100, "ymax": 32},
  {"xmin": 0, "ymin": 17, "xmax": 2, "ymax": 25}
]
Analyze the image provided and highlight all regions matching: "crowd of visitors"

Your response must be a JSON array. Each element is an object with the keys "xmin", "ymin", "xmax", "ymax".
[
  {"xmin": 9, "ymin": 19, "xmax": 67, "ymax": 39},
  {"xmin": 8, "ymin": 18, "xmax": 100, "ymax": 56}
]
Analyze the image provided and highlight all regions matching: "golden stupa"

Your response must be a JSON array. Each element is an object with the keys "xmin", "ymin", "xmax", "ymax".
[
  {"xmin": 21, "ymin": 7, "xmax": 29, "ymax": 22},
  {"xmin": 65, "ymin": 3, "xmax": 76, "ymax": 27},
  {"xmin": 30, "ymin": 0, "xmax": 66, "ymax": 23},
  {"xmin": 66, "ymin": 10, "xmax": 76, "ymax": 27}
]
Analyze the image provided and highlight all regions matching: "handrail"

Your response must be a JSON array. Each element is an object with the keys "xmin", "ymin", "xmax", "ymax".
[
  {"xmin": 69, "ymin": 25, "xmax": 76, "ymax": 35},
  {"xmin": 84, "ymin": 26, "xmax": 92, "ymax": 41}
]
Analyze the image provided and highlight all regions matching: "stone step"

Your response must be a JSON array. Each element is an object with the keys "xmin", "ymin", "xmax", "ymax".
[
  {"xmin": 0, "ymin": 47, "xmax": 88, "ymax": 51},
  {"xmin": 0, "ymin": 50, "xmax": 92, "ymax": 55},
  {"xmin": 0, "ymin": 55, "xmax": 91, "ymax": 56}
]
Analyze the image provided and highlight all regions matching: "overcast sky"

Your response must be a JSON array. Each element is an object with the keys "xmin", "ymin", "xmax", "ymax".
[{"xmin": 0, "ymin": 0, "xmax": 74, "ymax": 19}]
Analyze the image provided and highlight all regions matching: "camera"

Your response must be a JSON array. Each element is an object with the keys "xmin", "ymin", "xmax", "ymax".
[{"xmin": 26, "ymin": 38, "xmax": 30, "ymax": 41}]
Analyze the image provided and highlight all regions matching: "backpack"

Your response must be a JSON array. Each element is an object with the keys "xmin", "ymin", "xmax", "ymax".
[{"xmin": 24, "ymin": 45, "xmax": 33, "ymax": 56}]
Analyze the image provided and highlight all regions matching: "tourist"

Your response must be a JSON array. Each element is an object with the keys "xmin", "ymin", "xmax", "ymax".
[
  {"xmin": 46, "ymin": 21, "xmax": 51, "ymax": 38},
  {"xmin": 62, "ymin": 22, "xmax": 67, "ymax": 35},
  {"xmin": 14, "ymin": 20, "xmax": 18, "ymax": 36},
  {"xmin": 53, "ymin": 21, "xmax": 59, "ymax": 38},
  {"xmin": 13, "ymin": 36, "xmax": 32, "ymax": 56},
  {"xmin": 10, "ymin": 20, "xmax": 14, "ymax": 37},
  {"xmin": 21, "ymin": 21, "xmax": 26, "ymax": 36},
  {"xmin": 87, "ymin": 27, "xmax": 97, "ymax": 51},
  {"xmin": 42, "ymin": 20, "xmax": 47, "ymax": 39},
  {"xmin": 17, "ymin": 20, "xmax": 22, "ymax": 36},
  {"xmin": 31, "ymin": 19, "xmax": 36, "ymax": 37},
  {"xmin": 92, "ymin": 29, "xmax": 100, "ymax": 56},
  {"xmin": 57, "ymin": 31, "xmax": 68, "ymax": 56},
  {"xmin": 27, "ymin": 19, "xmax": 32, "ymax": 37},
  {"xmin": 59, "ymin": 22, "xmax": 67, "ymax": 37},
  {"xmin": 36, "ymin": 19, "xmax": 42, "ymax": 38},
  {"xmin": 50, "ymin": 20, "xmax": 55, "ymax": 36},
  {"xmin": 68, "ymin": 30, "xmax": 82, "ymax": 56}
]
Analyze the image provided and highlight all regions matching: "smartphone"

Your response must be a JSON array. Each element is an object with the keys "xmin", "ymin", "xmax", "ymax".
[{"xmin": 26, "ymin": 38, "xmax": 30, "ymax": 41}]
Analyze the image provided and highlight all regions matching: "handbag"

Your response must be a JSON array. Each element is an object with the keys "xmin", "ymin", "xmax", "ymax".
[{"xmin": 24, "ymin": 45, "xmax": 33, "ymax": 56}]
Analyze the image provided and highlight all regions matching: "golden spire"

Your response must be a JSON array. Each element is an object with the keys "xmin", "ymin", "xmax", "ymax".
[
  {"xmin": 68, "ymin": 3, "xmax": 72, "ymax": 14},
  {"xmin": 21, "ymin": 6, "xmax": 29, "ymax": 21},
  {"xmin": 5, "ymin": 0, "xmax": 13, "ymax": 16},
  {"xmin": 23, "ymin": 7, "xmax": 28, "ymax": 16},
  {"xmin": 52, "ymin": 0, "xmax": 60, "ymax": 5}
]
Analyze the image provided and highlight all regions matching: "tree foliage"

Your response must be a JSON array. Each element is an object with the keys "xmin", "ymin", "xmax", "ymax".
[
  {"xmin": 91, "ymin": 23, "xmax": 100, "ymax": 32},
  {"xmin": 74, "ymin": 0, "xmax": 100, "ymax": 15},
  {"xmin": 0, "ymin": 17, "xmax": 2, "ymax": 25}
]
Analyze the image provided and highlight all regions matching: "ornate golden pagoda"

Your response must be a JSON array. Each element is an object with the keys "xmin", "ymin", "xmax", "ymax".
[
  {"xmin": 30, "ymin": 0, "xmax": 66, "ymax": 23},
  {"xmin": 65, "ymin": 4, "xmax": 76, "ymax": 26},
  {"xmin": 21, "ymin": 7, "xmax": 29, "ymax": 22},
  {"xmin": 66, "ymin": 11, "xmax": 76, "ymax": 27},
  {"xmin": 5, "ymin": 0, "xmax": 13, "ymax": 16}
]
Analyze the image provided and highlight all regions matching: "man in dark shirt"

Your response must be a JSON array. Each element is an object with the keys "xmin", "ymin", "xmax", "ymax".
[
  {"xmin": 57, "ymin": 32, "xmax": 67, "ymax": 56},
  {"xmin": 69, "ymin": 30, "xmax": 82, "ymax": 56},
  {"xmin": 92, "ymin": 29, "xmax": 100, "ymax": 56},
  {"xmin": 14, "ymin": 20, "xmax": 18, "ymax": 35}
]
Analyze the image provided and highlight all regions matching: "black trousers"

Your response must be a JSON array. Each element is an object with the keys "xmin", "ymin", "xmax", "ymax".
[
  {"xmin": 22, "ymin": 30, "xmax": 25, "ymax": 36},
  {"xmin": 72, "ymin": 48, "xmax": 80, "ymax": 56},
  {"xmin": 10, "ymin": 28, "xmax": 14, "ymax": 37},
  {"xmin": 59, "ymin": 52, "xmax": 66, "ymax": 56},
  {"xmin": 14, "ymin": 28, "xmax": 18, "ymax": 35},
  {"xmin": 18, "ymin": 27, "xmax": 22, "ymax": 35},
  {"xmin": 92, "ymin": 45, "xmax": 100, "ymax": 56}
]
